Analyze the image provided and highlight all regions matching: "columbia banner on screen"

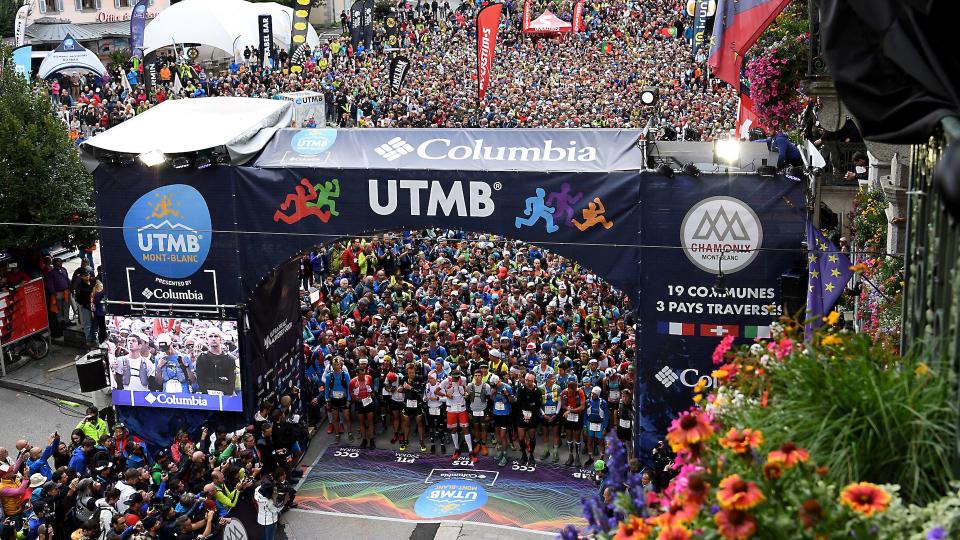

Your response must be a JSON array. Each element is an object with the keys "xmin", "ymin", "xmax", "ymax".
[{"xmin": 106, "ymin": 316, "xmax": 242, "ymax": 412}]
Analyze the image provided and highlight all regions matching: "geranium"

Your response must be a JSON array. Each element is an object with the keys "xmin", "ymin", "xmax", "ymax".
[
  {"xmin": 718, "ymin": 428, "xmax": 764, "ymax": 455},
  {"xmin": 666, "ymin": 411, "xmax": 714, "ymax": 453},
  {"xmin": 712, "ymin": 335, "xmax": 736, "ymax": 365},
  {"xmin": 767, "ymin": 442, "xmax": 810, "ymax": 468},
  {"xmin": 714, "ymin": 509, "xmax": 757, "ymax": 540},
  {"xmin": 839, "ymin": 482, "xmax": 891, "ymax": 516},
  {"xmin": 614, "ymin": 515, "xmax": 651, "ymax": 539},
  {"xmin": 716, "ymin": 475, "xmax": 765, "ymax": 511},
  {"xmin": 767, "ymin": 337, "xmax": 794, "ymax": 360}
]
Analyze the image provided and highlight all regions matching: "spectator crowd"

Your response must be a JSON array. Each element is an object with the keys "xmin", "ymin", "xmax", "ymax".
[{"xmin": 47, "ymin": 0, "xmax": 737, "ymax": 141}]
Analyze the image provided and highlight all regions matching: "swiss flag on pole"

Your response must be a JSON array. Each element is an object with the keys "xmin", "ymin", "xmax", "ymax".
[
  {"xmin": 737, "ymin": 93, "xmax": 762, "ymax": 139},
  {"xmin": 699, "ymin": 324, "xmax": 740, "ymax": 338}
]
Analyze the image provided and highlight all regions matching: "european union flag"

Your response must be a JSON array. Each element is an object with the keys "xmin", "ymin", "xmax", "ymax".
[{"xmin": 806, "ymin": 221, "xmax": 853, "ymax": 332}]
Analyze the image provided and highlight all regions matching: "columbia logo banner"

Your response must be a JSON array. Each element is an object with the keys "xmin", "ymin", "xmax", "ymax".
[
  {"xmin": 375, "ymin": 137, "xmax": 414, "ymax": 161},
  {"xmin": 655, "ymin": 366, "xmax": 678, "ymax": 388}
]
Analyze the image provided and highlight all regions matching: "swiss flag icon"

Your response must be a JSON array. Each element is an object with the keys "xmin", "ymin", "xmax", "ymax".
[{"xmin": 699, "ymin": 324, "xmax": 739, "ymax": 338}]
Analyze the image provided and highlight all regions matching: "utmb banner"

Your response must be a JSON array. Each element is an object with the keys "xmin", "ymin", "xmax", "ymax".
[{"xmin": 92, "ymin": 128, "xmax": 802, "ymax": 452}]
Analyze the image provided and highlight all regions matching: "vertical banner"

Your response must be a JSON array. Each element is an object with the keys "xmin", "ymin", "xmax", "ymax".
[
  {"xmin": 12, "ymin": 45, "xmax": 32, "ymax": 82},
  {"xmin": 690, "ymin": 0, "xmax": 716, "ymax": 59},
  {"xmin": 258, "ymin": 14, "xmax": 274, "ymax": 68},
  {"xmin": 129, "ymin": 0, "xmax": 149, "ymax": 59},
  {"xmin": 244, "ymin": 259, "xmax": 303, "ymax": 417},
  {"xmin": 362, "ymin": 0, "xmax": 374, "ymax": 50},
  {"xmin": 522, "ymin": 0, "xmax": 531, "ymax": 31},
  {"xmin": 476, "ymin": 3, "xmax": 503, "ymax": 103},
  {"xmin": 143, "ymin": 52, "xmax": 158, "ymax": 94},
  {"xmin": 13, "ymin": 1, "xmax": 31, "ymax": 47},
  {"xmin": 635, "ymin": 175, "xmax": 804, "ymax": 460},
  {"xmin": 350, "ymin": 0, "xmax": 363, "ymax": 50},
  {"xmin": 388, "ymin": 55, "xmax": 410, "ymax": 95},
  {"xmin": 572, "ymin": 0, "xmax": 585, "ymax": 32},
  {"xmin": 385, "ymin": 16, "xmax": 399, "ymax": 50},
  {"xmin": 288, "ymin": 0, "xmax": 313, "ymax": 73}
]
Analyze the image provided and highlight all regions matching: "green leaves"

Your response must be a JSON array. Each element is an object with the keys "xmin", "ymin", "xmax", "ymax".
[{"xmin": 0, "ymin": 45, "xmax": 97, "ymax": 252}]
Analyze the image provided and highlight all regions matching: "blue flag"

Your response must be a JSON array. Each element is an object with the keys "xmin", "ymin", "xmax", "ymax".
[
  {"xmin": 805, "ymin": 221, "xmax": 852, "ymax": 332},
  {"xmin": 129, "ymin": 0, "xmax": 149, "ymax": 59}
]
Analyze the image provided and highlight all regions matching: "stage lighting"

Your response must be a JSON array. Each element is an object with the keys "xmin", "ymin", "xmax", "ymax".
[
  {"xmin": 758, "ymin": 165, "xmax": 777, "ymax": 178},
  {"xmin": 785, "ymin": 165, "xmax": 806, "ymax": 182},
  {"xmin": 714, "ymin": 139, "xmax": 741, "ymax": 164},
  {"xmin": 172, "ymin": 157, "xmax": 190, "ymax": 169},
  {"xmin": 639, "ymin": 86, "xmax": 658, "ymax": 106},
  {"xmin": 213, "ymin": 151, "xmax": 230, "ymax": 164},
  {"xmin": 682, "ymin": 163, "xmax": 701, "ymax": 177},
  {"xmin": 99, "ymin": 153, "xmax": 117, "ymax": 165},
  {"xmin": 139, "ymin": 150, "xmax": 166, "ymax": 167},
  {"xmin": 657, "ymin": 163, "xmax": 674, "ymax": 178},
  {"xmin": 195, "ymin": 156, "xmax": 212, "ymax": 170},
  {"xmin": 117, "ymin": 154, "xmax": 136, "ymax": 166}
]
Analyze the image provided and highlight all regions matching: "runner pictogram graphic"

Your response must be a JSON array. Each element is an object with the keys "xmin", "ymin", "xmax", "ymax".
[
  {"xmin": 572, "ymin": 197, "xmax": 614, "ymax": 231},
  {"xmin": 546, "ymin": 183, "xmax": 583, "ymax": 227},
  {"xmin": 273, "ymin": 178, "xmax": 341, "ymax": 224},
  {"xmin": 148, "ymin": 194, "xmax": 180, "ymax": 220},
  {"xmin": 515, "ymin": 187, "xmax": 559, "ymax": 233}
]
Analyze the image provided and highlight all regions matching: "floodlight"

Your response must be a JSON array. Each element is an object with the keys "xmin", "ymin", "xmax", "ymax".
[
  {"xmin": 639, "ymin": 86, "xmax": 658, "ymax": 106},
  {"xmin": 714, "ymin": 139, "xmax": 741, "ymax": 164},
  {"xmin": 118, "ymin": 155, "xmax": 136, "ymax": 166},
  {"xmin": 195, "ymin": 156, "xmax": 212, "ymax": 170},
  {"xmin": 172, "ymin": 157, "xmax": 190, "ymax": 169},
  {"xmin": 682, "ymin": 163, "xmax": 702, "ymax": 177},
  {"xmin": 139, "ymin": 150, "xmax": 167, "ymax": 167},
  {"xmin": 657, "ymin": 163, "xmax": 674, "ymax": 178},
  {"xmin": 757, "ymin": 165, "xmax": 778, "ymax": 178}
]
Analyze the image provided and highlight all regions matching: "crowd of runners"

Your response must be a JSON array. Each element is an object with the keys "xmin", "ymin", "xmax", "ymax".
[{"xmin": 298, "ymin": 230, "xmax": 636, "ymax": 468}]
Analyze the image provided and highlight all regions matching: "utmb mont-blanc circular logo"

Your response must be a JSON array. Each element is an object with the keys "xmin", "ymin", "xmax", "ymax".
[
  {"xmin": 123, "ymin": 184, "xmax": 212, "ymax": 279},
  {"xmin": 680, "ymin": 196, "xmax": 762, "ymax": 274},
  {"xmin": 414, "ymin": 479, "xmax": 488, "ymax": 518}
]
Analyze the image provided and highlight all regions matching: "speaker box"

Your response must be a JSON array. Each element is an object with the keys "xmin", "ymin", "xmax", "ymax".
[
  {"xmin": 779, "ymin": 271, "xmax": 806, "ymax": 318},
  {"xmin": 75, "ymin": 351, "xmax": 109, "ymax": 393}
]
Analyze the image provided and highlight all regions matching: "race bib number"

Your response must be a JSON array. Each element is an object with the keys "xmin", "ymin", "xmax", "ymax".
[
  {"xmin": 382, "ymin": 388, "xmax": 391, "ymax": 396},
  {"xmin": 544, "ymin": 405, "xmax": 557, "ymax": 415},
  {"xmin": 208, "ymin": 390, "xmax": 224, "ymax": 396},
  {"xmin": 589, "ymin": 422, "xmax": 602, "ymax": 432},
  {"xmin": 522, "ymin": 410, "xmax": 532, "ymax": 421},
  {"xmin": 472, "ymin": 410, "xmax": 485, "ymax": 417},
  {"xmin": 429, "ymin": 407, "xmax": 441, "ymax": 416},
  {"xmin": 406, "ymin": 399, "xmax": 418, "ymax": 408},
  {"xmin": 494, "ymin": 402, "xmax": 506, "ymax": 411},
  {"xmin": 608, "ymin": 390, "xmax": 620, "ymax": 401},
  {"xmin": 619, "ymin": 418, "xmax": 632, "ymax": 429},
  {"xmin": 361, "ymin": 397, "xmax": 373, "ymax": 407},
  {"xmin": 331, "ymin": 391, "xmax": 344, "ymax": 399},
  {"xmin": 565, "ymin": 413, "xmax": 579, "ymax": 422}
]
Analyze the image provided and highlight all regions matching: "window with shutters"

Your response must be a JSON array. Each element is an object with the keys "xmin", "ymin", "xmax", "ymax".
[
  {"xmin": 43, "ymin": 0, "xmax": 59, "ymax": 12},
  {"xmin": 79, "ymin": 0, "xmax": 97, "ymax": 10},
  {"xmin": 118, "ymin": 0, "xmax": 131, "ymax": 6}
]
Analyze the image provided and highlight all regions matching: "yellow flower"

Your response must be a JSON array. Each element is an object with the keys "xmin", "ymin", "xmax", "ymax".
[
  {"xmin": 693, "ymin": 378, "xmax": 708, "ymax": 393},
  {"xmin": 915, "ymin": 362, "xmax": 930, "ymax": 376},
  {"xmin": 693, "ymin": 394, "xmax": 703, "ymax": 404},
  {"xmin": 823, "ymin": 311, "xmax": 840, "ymax": 326},
  {"xmin": 820, "ymin": 335, "xmax": 843, "ymax": 347}
]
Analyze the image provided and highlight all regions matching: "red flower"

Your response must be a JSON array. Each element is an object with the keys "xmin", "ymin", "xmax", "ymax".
[
  {"xmin": 716, "ymin": 475, "xmax": 765, "ymax": 511},
  {"xmin": 718, "ymin": 428, "xmax": 764, "ymax": 455},
  {"xmin": 714, "ymin": 509, "xmax": 757, "ymax": 540},
  {"xmin": 766, "ymin": 442, "xmax": 810, "ymax": 468},
  {"xmin": 666, "ymin": 411, "xmax": 714, "ymax": 453},
  {"xmin": 840, "ymin": 482, "xmax": 891, "ymax": 516}
]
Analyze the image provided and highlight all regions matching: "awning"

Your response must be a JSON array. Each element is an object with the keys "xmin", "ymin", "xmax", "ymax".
[
  {"xmin": 25, "ymin": 18, "xmax": 102, "ymax": 44},
  {"xmin": 82, "ymin": 97, "xmax": 294, "ymax": 164},
  {"xmin": 524, "ymin": 10, "xmax": 573, "ymax": 34}
]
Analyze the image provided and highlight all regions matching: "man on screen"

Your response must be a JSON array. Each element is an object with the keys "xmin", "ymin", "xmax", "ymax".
[
  {"xmin": 155, "ymin": 333, "xmax": 197, "ymax": 394},
  {"xmin": 110, "ymin": 333, "xmax": 155, "ymax": 392},
  {"xmin": 196, "ymin": 328, "xmax": 237, "ymax": 395}
]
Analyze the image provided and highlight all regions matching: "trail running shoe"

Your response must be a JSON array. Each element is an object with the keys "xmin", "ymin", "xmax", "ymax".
[
  {"xmin": 327, "ymin": 424, "xmax": 334, "ymax": 434},
  {"xmin": 399, "ymin": 440, "xmax": 408, "ymax": 451},
  {"xmin": 420, "ymin": 441, "xmax": 428, "ymax": 453},
  {"xmin": 360, "ymin": 439, "xmax": 368, "ymax": 449},
  {"xmin": 347, "ymin": 432, "xmax": 354, "ymax": 442},
  {"xmin": 390, "ymin": 433, "xmax": 399, "ymax": 444}
]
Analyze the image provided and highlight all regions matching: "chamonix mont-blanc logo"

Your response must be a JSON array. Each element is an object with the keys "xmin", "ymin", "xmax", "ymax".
[
  {"xmin": 122, "ymin": 184, "xmax": 212, "ymax": 279},
  {"xmin": 680, "ymin": 196, "xmax": 762, "ymax": 274}
]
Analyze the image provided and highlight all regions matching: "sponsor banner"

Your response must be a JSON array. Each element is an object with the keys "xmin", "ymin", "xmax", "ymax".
[
  {"xmin": 233, "ymin": 167, "xmax": 641, "ymax": 306},
  {"xmin": 130, "ymin": 0, "xmax": 150, "ymax": 58},
  {"xmin": 38, "ymin": 35, "xmax": 108, "ymax": 79},
  {"xmin": 258, "ymin": 14, "xmax": 274, "ymax": 68},
  {"xmin": 388, "ymin": 55, "xmax": 411, "ymax": 95},
  {"xmin": 362, "ymin": 0, "xmax": 374, "ymax": 50},
  {"xmin": 385, "ymin": 16, "xmax": 399, "ymax": 49},
  {"xmin": 105, "ymin": 315, "xmax": 242, "ymax": 410},
  {"xmin": 476, "ymin": 3, "xmax": 503, "ymax": 102},
  {"xmin": 244, "ymin": 259, "xmax": 303, "ymax": 416},
  {"xmin": 92, "ymin": 165, "xmax": 242, "ymax": 316},
  {"xmin": 690, "ymin": 0, "xmax": 716, "ymax": 58},
  {"xmin": 143, "ymin": 53, "xmax": 159, "ymax": 94},
  {"xmin": 12, "ymin": 45, "xmax": 32, "ymax": 82},
  {"xmin": 296, "ymin": 446, "xmax": 593, "ymax": 532},
  {"xmin": 0, "ymin": 278, "xmax": 48, "ymax": 345},
  {"xmin": 572, "ymin": 0, "xmax": 585, "ymax": 32},
  {"xmin": 636, "ymin": 175, "xmax": 804, "ymax": 459},
  {"xmin": 350, "ymin": 0, "xmax": 363, "ymax": 49},
  {"xmin": 14, "ymin": 2, "xmax": 30, "ymax": 47},
  {"xmin": 254, "ymin": 128, "xmax": 646, "ymax": 172},
  {"xmin": 288, "ymin": 0, "xmax": 313, "ymax": 73}
]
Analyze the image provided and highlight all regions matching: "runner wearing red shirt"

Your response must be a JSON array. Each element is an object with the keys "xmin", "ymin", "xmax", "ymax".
[{"xmin": 349, "ymin": 359, "xmax": 376, "ymax": 449}]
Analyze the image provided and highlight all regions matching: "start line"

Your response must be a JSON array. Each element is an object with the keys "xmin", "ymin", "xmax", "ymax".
[{"xmin": 295, "ymin": 446, "xmax": 594, "ymax": 533}]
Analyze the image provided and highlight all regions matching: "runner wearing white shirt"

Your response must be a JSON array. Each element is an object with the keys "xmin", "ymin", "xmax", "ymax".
[{"xmin": 439, "ymin": 369, "xmax": 473, "ymax": 461}]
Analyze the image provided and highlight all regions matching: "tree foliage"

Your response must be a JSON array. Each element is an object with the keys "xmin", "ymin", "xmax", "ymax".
[
  {"xmin": 0, "ymin": 45, "xmax": 97, "ymax": 252},
  {"xmin": 0, "ymin": 0, "xmax": 19, "ymax": 39}
]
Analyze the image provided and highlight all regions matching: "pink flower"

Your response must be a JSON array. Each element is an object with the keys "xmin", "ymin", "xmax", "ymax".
[{"xmin": 712, "ymin": 335, "xmax": 736, "ymax": 365}]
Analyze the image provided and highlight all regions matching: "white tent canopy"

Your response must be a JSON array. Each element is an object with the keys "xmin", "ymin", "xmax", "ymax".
[
  {"xmin": 527, "ymin": 10, "xmax": 573, "ymax": 32},
  {"xmin": 82, "ymin": 97, "xmax": 293, "ymax": 164},
  {"xmin": 37, "ymin": 34, "xmax": 108, "ymax": 79},
  {"xmin": 143, "ymin": 0, "xmax": 321, "ymax": 58}
]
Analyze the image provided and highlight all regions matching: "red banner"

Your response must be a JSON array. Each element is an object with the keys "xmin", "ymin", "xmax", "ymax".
[
  {"xmin": 0, "ymin": 277, "xmax": 49, "ymax": 345},
  {"xmin": 476, "ymin": 3, "xmax": 503, "ymax": 103},
  {"xmin": 737, "ymin": 93, "xmax": 762, "ymax": 139},
  {"xmin": 522, "ymin": 0, "xmax": 531, "ymax": 31},
  {"xmin": 573, "ymin": 0, "xmax": 585, "ymax": 32}
]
